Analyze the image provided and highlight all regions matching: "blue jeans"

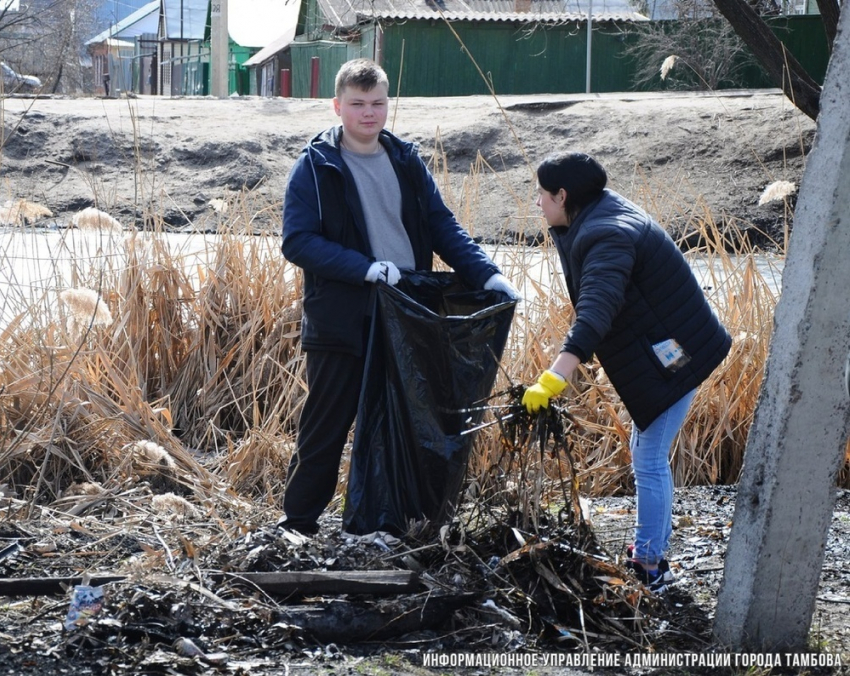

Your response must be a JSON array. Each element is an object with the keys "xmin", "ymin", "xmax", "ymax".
[{"xmin": 630, "ymin": 389, "xmax": 697, "ymax": 565}]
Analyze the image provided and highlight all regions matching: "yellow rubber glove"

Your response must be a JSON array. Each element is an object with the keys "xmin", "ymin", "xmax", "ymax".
[{"xmin": 522, "ymin": 370, "xmax": 568, "ymax": 413}]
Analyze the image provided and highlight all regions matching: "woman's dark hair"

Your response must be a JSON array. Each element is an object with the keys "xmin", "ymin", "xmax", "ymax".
[{"xmin": 537, "ymin": 152, "xmax": 608, "ymax": 216}]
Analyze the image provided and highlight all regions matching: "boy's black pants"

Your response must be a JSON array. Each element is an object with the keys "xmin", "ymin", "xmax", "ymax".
[{"xmin": 282, "ymin": 349, "xmax": 365, "ymax": 530}]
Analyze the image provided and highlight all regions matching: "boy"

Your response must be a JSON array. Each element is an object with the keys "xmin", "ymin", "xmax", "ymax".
[{"xmin": 280, "ymin": 59, "xmax": 518, "ymax": 534}]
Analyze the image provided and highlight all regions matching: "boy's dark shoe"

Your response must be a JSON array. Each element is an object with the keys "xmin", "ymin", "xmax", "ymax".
[{"xmin": 276, "ymin": 516, "xmax": 319, "ymax": 535}]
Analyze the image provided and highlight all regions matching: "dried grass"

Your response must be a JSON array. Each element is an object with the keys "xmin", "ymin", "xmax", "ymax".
[
  {"xmin": 0, "ymin": 199, "xmax": 53, "ymax": 226},
  {"xmin": 209, "ymin": 197, "xmax": 229, "ymax": 214},
  {"xmin": 758, "ymin": 179, "xmax": 796, "ymax": 206},
  {"xmin": 59, "ymin": 287, "xmax": 114, "ymax": 339},
  {"xmin": 0, "ymin": 198, "xmax": 296, "ymax": 513},
  {"xmin": 660, "ymin": 55, "xmax": 678, "ymax": 80},
  {"xmin": 71, "ymin": 207, "xmax": 123, "ymax": 232},
  {"xmin": 0, "ymin": 139, "xmax": 841, "ymax": 530},
  {"xmin": 150, "ymin": 492, "xmax": 199, "ymax": 518}
]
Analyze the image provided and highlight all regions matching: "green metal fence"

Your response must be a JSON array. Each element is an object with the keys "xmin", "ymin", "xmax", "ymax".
[
  {"xmin": 380, "ymin": 21, "xmax": 639, "ymax": 96},
  {"xmin": 288, "ymin": 39, "xmax": 374, "ymax": 97},
  {"xmin": 286, "ymin": 14, "xmax": 829, "ymax": 98}
]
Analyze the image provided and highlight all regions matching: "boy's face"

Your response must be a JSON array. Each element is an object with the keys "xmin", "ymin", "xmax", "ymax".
[{"xmin": 333, "ymin": 84, "xmax": 389, "ymax": 146}]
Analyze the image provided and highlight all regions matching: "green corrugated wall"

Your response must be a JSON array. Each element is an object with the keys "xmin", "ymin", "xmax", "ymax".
[
  {"xmin": 766, "ymin": 15, "xmax": 830, "ymax": 83},
  {"xmin": 289, "ymin": 37, "xmax": 375, "ymax": 97},
  {"xmin": 381, "ymin": 21, "xmax": 639, "ymax": 96},
  {"xmin": 286, "ymin": 14, "xmax": 829, "ymax": 98},
  {"xmin": 230, "ymin": 44, "xmax": 255, "ymax": 95}
]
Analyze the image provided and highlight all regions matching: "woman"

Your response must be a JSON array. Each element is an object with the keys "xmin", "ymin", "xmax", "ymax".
[{"xmin": 523, "ymin": 152, "xmax": 731, "ymax": 592}]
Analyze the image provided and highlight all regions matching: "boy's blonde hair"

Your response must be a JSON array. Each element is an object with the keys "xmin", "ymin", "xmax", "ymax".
[{"xmin": 334, "ymin": 59, "xmax": 389, "ymax": 97}]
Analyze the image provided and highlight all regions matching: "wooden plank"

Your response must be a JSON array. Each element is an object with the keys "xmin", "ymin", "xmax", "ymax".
[
  {"xmin": 0, "ymin": 575, "xmax": 126, "ymax": 596},
  {"xmin": 0, "ymin": 570, "xmax": 420, "ymax": 597},
  {"xmin": 276, "ymin": 593, "xmax": 477, "ymax": 641},
  {"xmin": 223, "ymin": 570, "xmax": 421, "ymax": 596}
]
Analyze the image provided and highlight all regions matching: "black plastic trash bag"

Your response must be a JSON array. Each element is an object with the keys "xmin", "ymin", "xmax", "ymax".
[{"xmin": 342, "ymin": 271, "xmax": 516, "ymax": 536}]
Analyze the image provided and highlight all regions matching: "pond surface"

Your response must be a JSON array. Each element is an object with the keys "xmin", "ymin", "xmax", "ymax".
[{"xmin": 0, "ymin": 229, "xmax": 785, "ymax": 329}]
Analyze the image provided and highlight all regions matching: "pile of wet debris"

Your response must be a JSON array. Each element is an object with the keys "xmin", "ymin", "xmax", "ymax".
[{"xmin": 0, "ymin": 405, "xmax": 714, "ymax": 673}]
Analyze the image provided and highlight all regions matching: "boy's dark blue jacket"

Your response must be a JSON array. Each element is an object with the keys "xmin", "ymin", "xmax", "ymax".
[
  {"xmin": 550, "ymin": 189, "xmax": 732, "ymax": 430},
  {"xmin": 282, "ymin": 125, "xmax": 499, "ymax": 356}
]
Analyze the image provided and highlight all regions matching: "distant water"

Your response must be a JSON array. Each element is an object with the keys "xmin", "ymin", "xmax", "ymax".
[
  {"xmin": 0, "ymin": 230, "xmax": 784, "ymax": 329},
  {"xmin": 0, "ymin": 229, "xmax": 225, "ymax": 329},
  {"xmin": 482, "ymin": 245, "xmax": 785, "ymax": 299}
]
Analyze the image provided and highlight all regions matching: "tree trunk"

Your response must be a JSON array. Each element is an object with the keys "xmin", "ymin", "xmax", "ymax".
[
  {"xmin": 816, "ymin": 0, "xmax": 841, "ymax": 49},
  {"xmin": 713, "ymin": 7, "xmax": 850, "ymax": 651},
  {"xmin": 51, "ymin": 62, "xmax": 64, "ymax": 95},
  {"xmin": 712, "ymin": 0, "xmax": 822, "ymax": 120}
]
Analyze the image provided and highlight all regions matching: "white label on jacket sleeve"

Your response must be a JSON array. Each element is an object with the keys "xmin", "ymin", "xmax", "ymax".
[{"xmin": 652, "ymin": 338, "xmax": 691, "ymax": 371}]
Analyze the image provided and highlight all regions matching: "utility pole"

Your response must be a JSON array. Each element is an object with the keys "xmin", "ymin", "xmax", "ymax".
[
  {"xmin": 585, "ymin": 0, "xmax": 592, "ymax": 93},
  {"xmin": 210, "ymin": 0, "xmax": 229, "ymax": 97}
]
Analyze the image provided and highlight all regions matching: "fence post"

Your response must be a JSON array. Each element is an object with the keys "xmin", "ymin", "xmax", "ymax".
[{"xmin": 310, "ymin": 57, "xmax": 320, "ymax": 98}]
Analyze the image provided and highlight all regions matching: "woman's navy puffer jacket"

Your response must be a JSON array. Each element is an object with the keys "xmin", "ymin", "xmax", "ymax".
[{"xmin": 549, "ymin": 189, "xmax": 732, "ymax": 430}]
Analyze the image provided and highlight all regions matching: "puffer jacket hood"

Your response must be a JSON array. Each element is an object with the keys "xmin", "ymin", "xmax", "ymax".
[{"xmin": 305, "ymin": 126, "xmax": 420, "ymax": 168}]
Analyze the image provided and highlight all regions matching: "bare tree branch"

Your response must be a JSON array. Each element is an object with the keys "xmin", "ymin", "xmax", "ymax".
[
  {"xmin": 624, "ymin": 2, "xmax": 757, "ymax": 92},
  {"xmin": 712, "ymin": 0, "xmax": 822, "ymax": 120}
]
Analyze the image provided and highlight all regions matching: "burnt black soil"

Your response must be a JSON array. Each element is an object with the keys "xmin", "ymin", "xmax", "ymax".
[{"xmin": 1, "ymin": 486, "xmax": 848, "ymax": 675}]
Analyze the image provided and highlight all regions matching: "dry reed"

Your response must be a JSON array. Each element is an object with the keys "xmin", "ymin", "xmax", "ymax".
[
  {"xmin": 758, "ymin": 179, "xmax": 796, "ymax": 206},
  {"xmin": 71, "ymin": 206, "xmax": 123, "ymax": 232},
  {"xmin": 0, "ymin": 130, "xmax": 845, "ymax": 529},
  {"xmin": 660, "ymin": 55, "xmax": 678, "ymax": 80},
  {"xmin": 0, "ymin": 199, "xmax": 53, "ymax": 226},
  {"xmin": 59, "ymin": 287, "xmax": 114, "ymax": 339}
]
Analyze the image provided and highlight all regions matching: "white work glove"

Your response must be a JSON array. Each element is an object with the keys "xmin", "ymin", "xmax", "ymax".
[
  {"xmin": 365, "ymin": 261, "xmax": 401, "ymax": 286},
  {"xmin": 484, "ymin": 273, "xmax": 522, "ymax": 301}
]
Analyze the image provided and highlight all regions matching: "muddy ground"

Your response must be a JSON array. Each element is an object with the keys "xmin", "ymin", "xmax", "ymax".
[
  {"xmin": 1, "ymin": 89, "xmax": 814, "ymax": 248},
  {"xmin": 2, "ymin": 484, "xmax": 849, "ymax": 675}
]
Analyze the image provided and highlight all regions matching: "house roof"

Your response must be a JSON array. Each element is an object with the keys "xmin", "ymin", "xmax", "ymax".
[
  {"xmin": 101, "ymin": 38, "xmax": 136, "ymax": 49},
  {"xmin": 243, "ymin": 17, "xmax": 300, "ymax": 65},
  {"xmin": 162, "ymin": 0, "xmax": 208, "ymax": 40},
  {"xmin": 316, "ymin": 0, "xmax": 647, "ymax": 29},
  {"xmin": 85, "ymin": 0, "xmax": 160, "ymax": 45},
  {"xmin": 230, "ymin": 0, "xmax": 302, "ymax": 47}
]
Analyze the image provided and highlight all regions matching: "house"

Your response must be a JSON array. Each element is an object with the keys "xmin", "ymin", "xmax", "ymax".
[
  {"xmin": 643, "ymin": 0, "xmax": 822, "ymax": 20},
  {"xmin": 85, "ymin": 1, "xmax": 160, "ymax": 96},
  {"xmin": 87, "ymin": 0, "xmax": 208, "ymax": 96},
  {"xmin": 158, "ymin": 0, "xmax": 209, "ymax": 95},
  {"xmin": 221, "ymin": 0, "xmax": 304, "ymax": 95},
  {"xmin": 85, "ymin": 0, "xmax": 830, "ymax": 99},
  {"xmin": 242, "ymin": 0, "xmax": 302, "ymax": 96},
  {"xmin": 244, "ymin": 0, "xmax": 649, "ymax": 98},
  {"xmin": 95, "ymin": 0, "xmax": 155, "ymax": 28},
  {"xmin": 156, "ymin": 0, "xmax": 304, "ymax": 96}
]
